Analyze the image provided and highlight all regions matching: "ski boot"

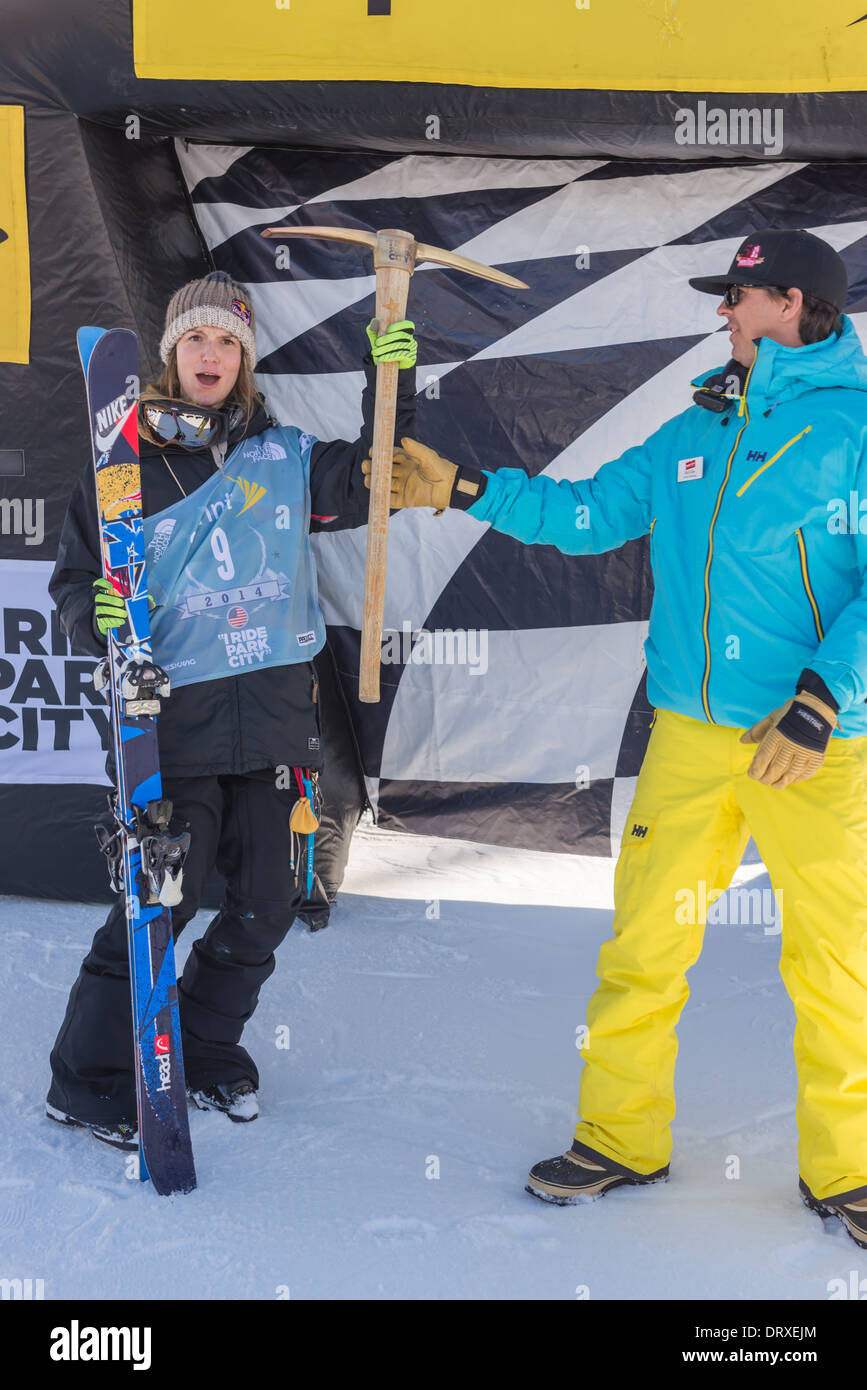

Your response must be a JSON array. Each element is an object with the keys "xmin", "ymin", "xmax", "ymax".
[
  {"xmin": 188, "ymin": 1080, "xmax": 259, "ymax": 1123},
  {"xmin": 46, "ymin": 1104, "xmax": 139, "ymax": 1152},
  {"xmin": 799, "ymin": 1178, "xmax": 867, "ymax": 1250},
  {"xmin": 526, "ymin": 1141, "xmax": 669, "ymax": 1204}
]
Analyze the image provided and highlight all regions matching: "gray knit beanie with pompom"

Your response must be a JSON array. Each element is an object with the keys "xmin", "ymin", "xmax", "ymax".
[{"xmin": 159, "ymin": 270, "xmax": 257, "ymax": 367}]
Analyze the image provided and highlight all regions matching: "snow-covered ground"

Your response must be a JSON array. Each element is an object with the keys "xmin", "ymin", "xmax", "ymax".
[{"xmin": 2, "ymin": 821, "xmax": 864, "ymax": 1301}]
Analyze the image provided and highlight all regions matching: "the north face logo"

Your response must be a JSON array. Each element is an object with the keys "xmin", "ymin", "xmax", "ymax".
[
  {"xmin": 150, "ymin": 517, "xmax": 176, "ymax": 562},
  {"xmin": 242, "ymin": 441, "xmax": 286, "ymax": 463}
]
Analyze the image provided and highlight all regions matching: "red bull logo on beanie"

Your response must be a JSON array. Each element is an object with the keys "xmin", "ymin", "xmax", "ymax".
[{"xmin": 231, "ymin": 297, "xmax": 251, "ymax": 324}]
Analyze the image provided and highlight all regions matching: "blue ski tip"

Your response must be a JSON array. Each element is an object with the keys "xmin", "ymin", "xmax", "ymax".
[{"xmin": 76, "ymin": 326, "xmax": 106, "ymax": 374}]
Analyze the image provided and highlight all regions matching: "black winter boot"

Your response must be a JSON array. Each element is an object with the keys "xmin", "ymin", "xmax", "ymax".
[
  {"xmin": 527, "ymin": 1141, "xmax": 669, "ymax": 1204},
  {"xmin": 799, "ymin": 1177, "xmax": 867, "ymax": 1249}
]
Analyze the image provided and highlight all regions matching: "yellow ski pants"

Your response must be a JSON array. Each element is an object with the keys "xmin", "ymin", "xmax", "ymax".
[{"xmin": 574, "ymin": 707, "xmax": 867, "ymax": 1203}]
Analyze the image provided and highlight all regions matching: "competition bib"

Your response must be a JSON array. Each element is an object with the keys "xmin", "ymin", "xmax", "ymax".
[{"xmin": 142, "ymin": 424, "xmax": 325, "ymax": 688}]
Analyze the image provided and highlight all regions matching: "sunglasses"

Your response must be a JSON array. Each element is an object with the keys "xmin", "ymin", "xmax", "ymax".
[
  {"xmin": 723, "ymin": 283, "xmax": 787, "ymax": 307},
  {"xmin": 139, "ymin": 398, "xmax": 235, "ymax": 450}
]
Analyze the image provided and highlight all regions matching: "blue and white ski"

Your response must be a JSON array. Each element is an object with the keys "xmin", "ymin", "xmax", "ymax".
[{"xmin": 78, "ymin": 326, "xmax": 196, "ymax": 1197}]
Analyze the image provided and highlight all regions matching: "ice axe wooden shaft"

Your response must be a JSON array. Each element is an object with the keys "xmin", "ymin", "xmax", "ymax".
[{"xmin": 261, "ymin": 224, "xmax": 527, "ymax": 702}]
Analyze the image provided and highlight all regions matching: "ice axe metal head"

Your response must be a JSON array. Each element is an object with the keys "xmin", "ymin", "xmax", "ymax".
[
  {"xmin": 260, "ymin": 223, "xmax": 528, "ymax": 291},
  {"xmin": 261, "ymin": 224, "xmax": 528, "ymax": 703}
]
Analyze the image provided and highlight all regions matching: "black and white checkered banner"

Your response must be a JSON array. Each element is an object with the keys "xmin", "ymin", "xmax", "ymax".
[{"xmin": 176, "ymin": 146, "xmax": 867, "ymax": 854}]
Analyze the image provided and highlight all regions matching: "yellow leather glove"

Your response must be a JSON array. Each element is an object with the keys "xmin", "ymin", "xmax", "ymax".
[
  {"xmin": 739, "ymin": 691, "xmax": 838, "ymax": 789},
  {"xmin": 361, "ymin": 437, "xmax": 486, "ymax": 512}
]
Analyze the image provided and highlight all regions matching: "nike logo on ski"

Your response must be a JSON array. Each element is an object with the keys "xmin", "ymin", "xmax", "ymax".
[{"xmin": 95, "ymin": 393, "xmax": 134, "ymax": 452}]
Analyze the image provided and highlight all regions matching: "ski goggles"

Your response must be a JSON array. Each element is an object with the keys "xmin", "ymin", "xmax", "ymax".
[
  {"xmin": 139, "ymin": 398, "xmax": 239, "ymax": 450},
  {"xmin": 723, "ymin": 283, "xmax": 787, "ymax": 307}
]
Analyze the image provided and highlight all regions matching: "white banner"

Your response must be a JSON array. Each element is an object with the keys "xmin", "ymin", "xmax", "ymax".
[{"xmin": 0, "ymin": 559, "xmax": 110, "ymax": 785}]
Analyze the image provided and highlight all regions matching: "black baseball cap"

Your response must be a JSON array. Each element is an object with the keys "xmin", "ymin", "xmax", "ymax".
[{"xmin": 689, "ymin": 229, "xmax": 848, "ymax": 312}]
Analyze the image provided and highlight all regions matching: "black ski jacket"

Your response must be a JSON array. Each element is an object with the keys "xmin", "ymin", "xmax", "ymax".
[{"xmin": 50, "ymin": 354, "xmax": 416, "ymax": 777}]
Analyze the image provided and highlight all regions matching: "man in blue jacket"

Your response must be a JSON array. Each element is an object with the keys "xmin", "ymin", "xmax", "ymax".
[{"xmin": 364, "ymin": 229, "xmax": 867, "ymax": 1249}]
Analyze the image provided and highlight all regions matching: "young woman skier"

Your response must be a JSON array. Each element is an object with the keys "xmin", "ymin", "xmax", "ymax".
[{"xmin": 45, "ymin": 270, "xmax": 417, "ymax": 1147}]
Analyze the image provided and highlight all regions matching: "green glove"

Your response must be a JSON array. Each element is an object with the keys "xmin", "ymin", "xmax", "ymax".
[
  {"xmin": 366, "ymin": 318, "xmax": 418, "ymax": 369},
  {"xmin": 92, "ymin": 577, "xmax": 128, "ymax": 636}
]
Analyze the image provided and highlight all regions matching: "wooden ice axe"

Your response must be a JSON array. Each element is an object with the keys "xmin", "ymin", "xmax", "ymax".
[{"xmin": 261, "ymin": 224, "xmax": 527, "ymax": 702}]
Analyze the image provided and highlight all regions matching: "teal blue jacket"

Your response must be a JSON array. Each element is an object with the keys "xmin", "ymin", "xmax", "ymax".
[{"xmin": 467, "ymin": 316, "xmax": 867, "ymax": 736}]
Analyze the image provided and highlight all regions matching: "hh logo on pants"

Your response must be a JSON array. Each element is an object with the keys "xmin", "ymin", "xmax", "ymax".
[{"xmin": 625, "ymin": 816, "xmax": 655, "ymax": 844}]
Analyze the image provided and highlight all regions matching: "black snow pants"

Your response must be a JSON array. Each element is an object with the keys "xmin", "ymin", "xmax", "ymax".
[{"xmin": 47, "ymin": 769, "xmax": 307, "ymax": 1125}]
